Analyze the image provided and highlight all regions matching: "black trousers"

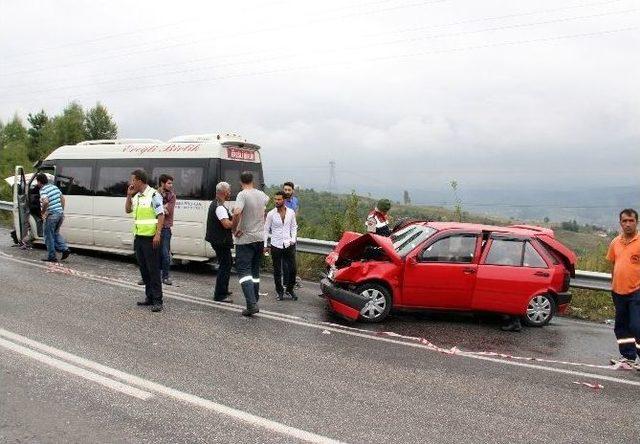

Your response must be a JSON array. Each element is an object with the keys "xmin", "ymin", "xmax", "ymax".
[
  {"xmin": 271, "ymin": 244, "xmax": 296, "ymax": 294},
  {"xmin": 212, "ymin": 244, "xmax": 232, "ymax": 300},
  {"xmin": 134, "ymin": 235, "xmax": 163, "ymax": 305}
]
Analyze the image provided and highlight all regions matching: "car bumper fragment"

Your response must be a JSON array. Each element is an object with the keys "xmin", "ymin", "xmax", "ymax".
[{"xmin": 320, "ymin": 278, "xmax": 369, "ymax": 321}]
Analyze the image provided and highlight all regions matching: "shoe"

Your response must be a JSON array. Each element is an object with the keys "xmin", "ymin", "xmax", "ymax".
[
  {"xmin": 137, "ymin": 279, "xmax": 145, "ymax": 285},
  {"xmin": 61, "ymin": 250, "xmax": 71, "ymax": 261},
  {"xmin": 286, "ymin": 291, "xmax": 298, "ymax": 301},
  {"xmin": 213, "ymin": 296, "xmax": 234, "ymax": 303},
  {"xmin": 162, "ymin": 278, "xmax": 173, "ymax": 285},
  {"xmin": 223, "ymin": 291, "xmax": 233, "ymax": 296},
  {"xmin": 41, "ymin": 257, "xmax": 57, "ymax": 262},
  {"xmin": 241, "ymin": 305, "xmax": 259, "ymax": 317},
  {"xmin": 500, "ymin": 317, "xmax": 522, "ymax": 332},
  {"xmin": 136, "ymin": 300, "xmax": 153, "ymax": 306},
  {"xmin": 151, "ymin": 304, "xmax": 163, "ymax": 312},
  {"xmin": 276, "ymin": 292, "xmax": 284, "ymax": 301},
  {"xmin": 610, "ymin": 357, "xmax": 635, "ymax": 366}
]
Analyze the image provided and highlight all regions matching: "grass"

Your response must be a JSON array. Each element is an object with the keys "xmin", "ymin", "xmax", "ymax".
[{"xmin": 567, "ymin": 289, "xmax": 614, "ymax": 322}]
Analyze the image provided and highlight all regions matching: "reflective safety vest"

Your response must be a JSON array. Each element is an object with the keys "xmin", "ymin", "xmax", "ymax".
[{"xmin": 133, "ymin": 186, "xmax": 159, "ymax": 237}]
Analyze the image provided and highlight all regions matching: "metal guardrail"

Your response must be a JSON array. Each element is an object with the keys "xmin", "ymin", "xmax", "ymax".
[
  {"xmin": 297, "ymin": 237, "xmax": 611, "ymax": 291},
  {"xmin": 0, "ymin": 204, "xmax": 611, "ymax": 291},
  {"xmin": 0, "ymin": 200, "xmax": 12, "ymax": 212}
]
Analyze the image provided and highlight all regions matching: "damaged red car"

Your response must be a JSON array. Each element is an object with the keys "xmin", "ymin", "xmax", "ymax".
[{"xmin": 320, "ymin": 222, "xmax": 577, "ymax": 326}]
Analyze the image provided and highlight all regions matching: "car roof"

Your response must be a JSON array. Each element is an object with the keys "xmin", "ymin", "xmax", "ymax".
[{"xmin": 422, "ymin": 221, "xmax": 553, "ymax": 237}]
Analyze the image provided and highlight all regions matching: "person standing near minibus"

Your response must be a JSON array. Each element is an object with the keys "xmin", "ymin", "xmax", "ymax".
[
  {"xmin": 607, "ymin": 208, "xmax": 640, "ymax": 368},
  {"xmin": 264, "ymin": 191, "xmax": 298, "ymax": 300},
  {"xmin": 232, "ymin": 171, "xmax": 269, "ymax": 317},
  {"xmin": 158, "ymin": 174, "xmax": 176, "ymax": 285},
  {"xmin": 126, "ymin": 169, "xmax": 165, "ymax": 313},
  {"xmin": 205, "ymin": 181, "xmax": 234, "ymax": 303},
  {"xmin": 36, "ymin": 173, "xmax": 71, "ymax": 262}
]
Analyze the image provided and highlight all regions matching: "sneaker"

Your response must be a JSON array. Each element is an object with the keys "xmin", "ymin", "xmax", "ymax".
[
  {"xmin": 611, "ymin": 357, "xmax": 639, "ymax": 369},
  {"xmin": 136, "ymin": 300, "xmax": 153, "ymax": 306},
  {"xmin": 276, "ymin": 292, "xmax": 284, "ymax": 301},
  {"xmin": 151, "ymin": 304, "xmax": 163, "ymax": 313},
  {"xmin": 162, "ymin": 278, "xmax": 173, "ymax": 285},
  {"xmin": 286, "ymin": 291, "xmax": 298, "ymax": 301},
  {"xmin": 41, "ymin": 257, "xmax": 57, "ymax": 262},
  {"xmin": 500, "ymin": 317, "xmax": 522, "ymax": 332},
  {"xmin": 213, "ymin": 296, "xmax": 234, "ymax": 303},
  {"xmin": 137, "ymin": 279, "xmax": 145, "ymax": 285},
  {"xmin": 61, "ymin": 250, "xmax": 71, "ymax": 261},
  {"xmin": 242, "ymin": 305, "xmax": 259, "ymax": 317}
]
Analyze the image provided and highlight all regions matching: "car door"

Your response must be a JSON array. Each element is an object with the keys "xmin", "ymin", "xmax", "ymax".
[
  {"xmin": 401, "ymin": 233, "xmax": 480, "ymax": 309},
  {"xmin": 472, "ymin": 237, "xmax": 553, "ymax": 313}
]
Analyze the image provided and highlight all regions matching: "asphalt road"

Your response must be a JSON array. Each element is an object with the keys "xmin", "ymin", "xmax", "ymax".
[{"xmin": 1, "ymin": 229, "xmax": 639, "ymax": 443}]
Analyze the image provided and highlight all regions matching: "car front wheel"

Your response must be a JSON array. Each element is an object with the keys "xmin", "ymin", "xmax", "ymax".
[
  {"xmin": 356, "ymin": 283, "xmax": 392, "ymax": 323},
  {"xmin": 522, "ymin": 294, "xmax": 556, "ymax": 327}
]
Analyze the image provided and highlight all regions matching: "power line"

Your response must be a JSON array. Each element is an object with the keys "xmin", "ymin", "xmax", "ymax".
[
  {"xmin": 4, "ymin": 24, "xmax": 637, "ymax": 106},
  {"xmin": 3, "ymin": 8, "xmax": 637, "ymax": 100},
  {"xmin": 0, "ymin": 0, "xmax": 450, "ymax": 77},
  {"xmin": 2, "ymin": 0, "xmax": 624, "ymax": 91}
]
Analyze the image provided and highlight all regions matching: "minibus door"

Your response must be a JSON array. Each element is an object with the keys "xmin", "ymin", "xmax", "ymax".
[{"xmin": 12, "ymin": 166, "xmax": 28, "ymax": 241}]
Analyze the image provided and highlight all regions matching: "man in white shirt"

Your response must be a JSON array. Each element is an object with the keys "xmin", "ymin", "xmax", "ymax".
[{"xmin": 264, "ymin": 191, "xmax": 298, "ymax": 300}]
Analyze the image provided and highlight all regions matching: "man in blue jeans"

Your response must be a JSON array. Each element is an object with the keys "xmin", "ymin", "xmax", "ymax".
[
  {"xmin": 158, "ymin": 174, "xmax": 176, "ymax": 285},
  {"xmin": 232, "ymin": 171, "xmax": 269, "ymax": 316},
  {"xmin": 36, "ymin": 173, "xmax": 71, "ymax": 263}
]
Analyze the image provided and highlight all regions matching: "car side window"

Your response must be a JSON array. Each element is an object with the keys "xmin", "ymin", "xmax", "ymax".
[
  {"xmin": 420, "ymin": 235, "xmax": 477, "ymax": 263},
  {"xmin": 523, "ymin": 242, "xmax": 548, "ymax": 268},
  {"xmin": 485, "ymin": 239, "xmax": 524, "ymax": 266}
]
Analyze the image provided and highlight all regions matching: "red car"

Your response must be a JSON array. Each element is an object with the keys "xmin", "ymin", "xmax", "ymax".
[{"xmin": 320, "ymin": 222, "xmax": 577, "ymax": 326}]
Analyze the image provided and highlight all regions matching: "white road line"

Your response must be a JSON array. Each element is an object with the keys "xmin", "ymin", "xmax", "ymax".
[
  {"xmin": 2, "ymin": 252, "xmax": 639, "ymax": 388},
  {"xmin": 0, "ymin": 328, "xmax": 343, "ymax": 444},
  {"xmin": 0, "ymin": 336, "xmax": 153, "ymax": 400}
]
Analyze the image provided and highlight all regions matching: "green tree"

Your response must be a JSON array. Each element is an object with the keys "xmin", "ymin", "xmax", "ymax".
[
  {"xmin": 403, "ymin": 190, "xmax": 411, "ymax": 205},
  {"xmin": 450, "ymin": 180, "xmax": 463, "ymax": 222},
  {"xmin": 84, "ymin": 102, "xmax": 117, "ymax": 140},
  {"xmin": 53, "ymin": 102, "xmax": 86, "ymax": 146},
  {"xmin": 0, "ymin": 114, "xmax": 28, "ymax": 148},
  {"xmin": 26, "ymin": 110, "xmax": 49, "ymax": 161}
]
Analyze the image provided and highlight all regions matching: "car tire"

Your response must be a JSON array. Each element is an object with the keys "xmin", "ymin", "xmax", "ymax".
[
  {"xmin": 355, "ymin": 283, "xmax": 392, "ymax": 323},
  {"xmin": 522, "ymin": 293, "xmax": 556, "ymax": 327}
]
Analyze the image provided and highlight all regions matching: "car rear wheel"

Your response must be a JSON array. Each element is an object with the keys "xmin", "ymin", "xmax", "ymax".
[
  {"xmin": 356, "ymin": 283, "xmax": 391, "ymax": 323},
  {"xmin": 522, "ymin": 294, "xmax": 556, "ymax": 327}
]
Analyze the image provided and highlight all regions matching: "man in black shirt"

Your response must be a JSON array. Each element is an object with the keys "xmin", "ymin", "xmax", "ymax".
[{"xmin": 205, "ymin": 182, "xmax": 234, "ymax": 303}]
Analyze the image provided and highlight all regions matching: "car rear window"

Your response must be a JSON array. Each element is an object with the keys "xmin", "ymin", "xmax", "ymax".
[{"xmin": 485, "ymin": 239, "xmax": 549, "ymax": 268}]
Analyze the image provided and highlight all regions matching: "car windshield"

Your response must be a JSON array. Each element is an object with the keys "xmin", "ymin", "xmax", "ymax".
[{"xmin": 391, "ymin": 225, "xmax": 437, "ymax": 257}]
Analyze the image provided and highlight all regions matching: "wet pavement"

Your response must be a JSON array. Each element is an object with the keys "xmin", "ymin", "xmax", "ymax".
[{"xmin": 1, "ymin": 227, "xmax": 638, "ymax": 443}]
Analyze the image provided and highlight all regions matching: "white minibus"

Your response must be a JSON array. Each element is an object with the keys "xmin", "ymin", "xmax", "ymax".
[{"xmin": 11, "ymin": 133, "xmax": 264, "ymax": 262}]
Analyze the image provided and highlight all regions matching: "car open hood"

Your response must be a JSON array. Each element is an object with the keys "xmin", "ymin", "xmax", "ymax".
[
  {"xmin": 327, "ymin": 232, "xmax": 402, "ymax": 266},
  {"xmin": 537, "ymin": 234, "xmax": 577, "ymax": 277}
]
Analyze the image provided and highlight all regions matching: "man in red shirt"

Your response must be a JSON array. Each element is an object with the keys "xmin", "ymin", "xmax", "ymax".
[
  {"xmin": 606, "ymin": 208, "xmax": 640, "ymax": 367},
  {"xmin": 158, "ymin": 174, "xmax": 176, "ymax": 285}
]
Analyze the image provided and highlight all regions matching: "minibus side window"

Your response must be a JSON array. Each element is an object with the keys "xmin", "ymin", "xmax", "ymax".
[
  {"xmin": 96, "ymin": 161, "xmax": 145, "ymax": 197},
  {"xmin": 151, "ymin": 165, "xmax": 204, "ymax": 199},
  {"xmin": 56, "ymin": 162, "xmax": 94, "ymax": 195}
]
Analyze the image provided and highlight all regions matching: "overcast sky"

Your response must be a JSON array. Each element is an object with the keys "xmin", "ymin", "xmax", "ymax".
[{"xmin": 1, "ymin": 0, "xmax": 639, "ymax": 201}]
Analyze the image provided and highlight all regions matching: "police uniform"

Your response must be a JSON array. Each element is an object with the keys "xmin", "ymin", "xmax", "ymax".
[{"xmin": 133, "ymin": 185, "xmax": 165, "ymax": 308}]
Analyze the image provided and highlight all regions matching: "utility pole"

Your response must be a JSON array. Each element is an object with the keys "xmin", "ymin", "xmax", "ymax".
[{"xmin": 328, "ymin": 160, "xmax": 337, "ymax": 193}]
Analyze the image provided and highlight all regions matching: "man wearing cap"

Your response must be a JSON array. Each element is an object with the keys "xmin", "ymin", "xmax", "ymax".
[{"xmin": 366, "ymin": 199, "xmax": 392, "ymax": 236}]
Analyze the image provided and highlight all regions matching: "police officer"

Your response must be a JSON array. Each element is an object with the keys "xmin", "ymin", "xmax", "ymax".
[
  {"xmin": 125, "ymin": 169, "xmax": 165, "ymax": 312},
  {"xmin": 366, "ymin": 199, "xmax": 392, "ymax": 236}
]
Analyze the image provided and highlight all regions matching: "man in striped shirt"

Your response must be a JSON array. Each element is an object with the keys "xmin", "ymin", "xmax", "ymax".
[{"xmin": 36, "ymin": 173, "xmax": 71, "ymax": 262}]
